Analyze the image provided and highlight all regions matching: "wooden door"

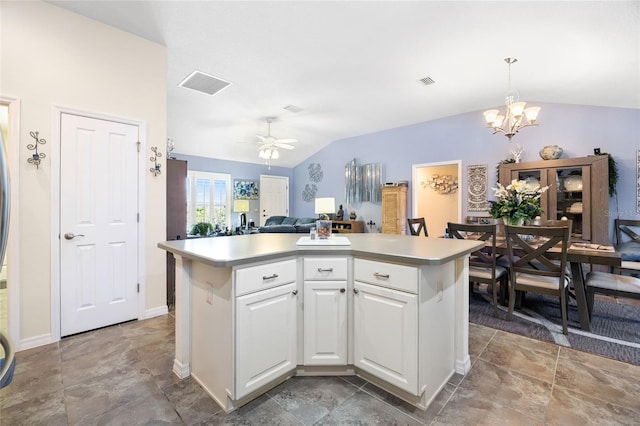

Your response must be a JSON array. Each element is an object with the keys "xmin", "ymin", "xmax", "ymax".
[
  {"xmin": 60, "ymin": 113, "xmax": 139, "ymax": 336},
  {"xmin": 259, "ymin": 175, "xmax": 289, "ymax": 226}
]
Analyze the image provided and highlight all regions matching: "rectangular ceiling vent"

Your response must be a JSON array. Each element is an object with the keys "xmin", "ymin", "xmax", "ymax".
[
  {"xmin": 178, "ymin": 71, "xmax": 232, "ymax": 96},
  {"xmin": 418, "ymin": 76, "xmax": 436, "ymax": 86},
  {"xmin": 284, "ymin": 105, "xmax": 304, "ymax": 113}
]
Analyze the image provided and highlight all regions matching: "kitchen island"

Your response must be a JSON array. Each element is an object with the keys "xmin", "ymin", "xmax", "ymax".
[{"xmin": 158, "ymin": 233, "xmax": 483, "ymax": 413}]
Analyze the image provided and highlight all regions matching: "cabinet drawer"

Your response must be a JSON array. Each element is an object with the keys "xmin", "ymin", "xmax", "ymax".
[
  {"xmin": 304, "ymin": 257, "xmax": 348, "ymax": 280},
  {"xmin": 235, "ymin": 259, "xmax": 297, "ymax": 296},
  {"xmin": 354, "ymin": 258, "xmax": 418, "ymax": 294}
]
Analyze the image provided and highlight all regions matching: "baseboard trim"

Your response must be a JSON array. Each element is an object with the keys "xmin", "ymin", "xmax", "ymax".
[
  {"xmin": 144, "ymin": 305, "xmax": 169, "ymax": 319},
  {"xmin": 20, "ymin": 333, "xmax": 56, "ymax": 351},
  {"xmin": 173, "ymin": 358, "xmax": 190, "ymax": 379}
]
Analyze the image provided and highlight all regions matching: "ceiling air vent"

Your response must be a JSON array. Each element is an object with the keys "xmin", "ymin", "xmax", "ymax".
[
  {"xmin": 178, "ymin": 71, "xmax": 232, "ymax": 96},
  {"xmin": 418, "ymin": 76, "xmax": 436, "ymax": 86},
  {"xmin": 284, "ymin": 105, "xmax": 304, "ymax": 113}
]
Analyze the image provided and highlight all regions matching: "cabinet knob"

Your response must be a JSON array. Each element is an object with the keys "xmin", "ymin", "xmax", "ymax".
[
  {"xmin": 292, "ymin": 289, "xmax": 298, "ymax": 295},
  {"xmin": 340, "ymin": 288, "xmax": 346, "ymax": 293},
  {"xmin": 353, "ymin": 288, "xmax": 359, "ymax": 294}
]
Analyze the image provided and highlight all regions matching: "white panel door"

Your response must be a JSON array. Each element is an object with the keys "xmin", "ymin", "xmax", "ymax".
[
  {"xmin": 235, "ymin": 282, "xmax": 297, "ymax": 400},
  {"xmin": 259, "ymin": 175, "xmax": 289, "ymax": 226},
  {"xmin": 353, "ymin": 281, "xmax": 419, "ymax": 395},
  {"xmin": 60, "ymin": 113, "xmax": 139, "ymax": 336},
  {"xmin": 304, "ymin": 280, "xmax": 348, "ymax": 365}
]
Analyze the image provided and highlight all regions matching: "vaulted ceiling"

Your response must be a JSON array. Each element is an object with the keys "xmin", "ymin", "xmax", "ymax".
[{"xmin": 48, "ymin": 1, "xmax": 640, "ymax": 167}]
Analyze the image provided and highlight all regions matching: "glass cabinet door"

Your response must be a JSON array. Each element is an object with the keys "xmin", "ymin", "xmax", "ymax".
[{"xmin": 549, "ymin": 166, "xmax": 591, "ymax": 241}]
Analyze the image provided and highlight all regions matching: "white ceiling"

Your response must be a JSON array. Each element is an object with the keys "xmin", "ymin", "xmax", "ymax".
[{"xmin": 48, "ymin": 1, "xmax": 640, "ymax": 168}]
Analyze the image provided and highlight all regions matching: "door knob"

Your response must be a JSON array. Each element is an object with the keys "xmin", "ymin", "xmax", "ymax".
[{"xmin": 64, "ymin": 232, "xmax": 85, "ymax": 240}]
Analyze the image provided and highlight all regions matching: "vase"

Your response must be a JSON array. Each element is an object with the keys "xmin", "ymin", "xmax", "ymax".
[
  {"xmin": 539, "ymin": 145, "xmax": 563, "ymax": 160},
  {"xmin": 502, "ymin": 216, "xmax": 524, "ymax": 226}
]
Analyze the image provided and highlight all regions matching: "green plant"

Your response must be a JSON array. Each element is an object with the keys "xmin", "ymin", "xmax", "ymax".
[
  {"xmin": 601, "ymin": 153, "xmax": 618, "ymax": 197},
  {"xmin": 190, "ymin": 221, "xmax": 213, "ymax": 236},
  {"xmin": 496, "ymin": 158, "xmax": 516, "ymax": 181}
]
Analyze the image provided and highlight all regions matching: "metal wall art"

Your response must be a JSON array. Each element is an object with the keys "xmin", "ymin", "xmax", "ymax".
[
  {"xmin": 422, "ymin": 174, "xmax": 458, "ymax": 194},
  {"xmin": 27, "ymin": 131, "xmax": 46, "ymax": 169},
  {"xmin": 302, "ymin": 183, "xmax": 318, "ymax": 202},
  {"xmin": 234, "ymin": 180, "xmax": 259, "ymax": 200},
  {"xmin": 167, "ymin": 138, "xmax": 175, "ymax": 159},
  {"xmin": 467, "ymin": 164, "xmax": 489, "ymax": 211},
  {"xmin": 149, "ymin": 146, "xmax": 162, "ymax": 176},
  {"xmin": 308, "ymin": 163, "xmax": 323, "ymax": 183},
  {"xmin": 344, "ymin": 159, "xmax": 382, "ymax": 203}
]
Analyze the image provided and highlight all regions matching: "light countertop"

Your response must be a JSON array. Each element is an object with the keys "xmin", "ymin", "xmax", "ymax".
[{"xmin": 158, "ymin": 233, "xmax": 484, "ymax": 268}]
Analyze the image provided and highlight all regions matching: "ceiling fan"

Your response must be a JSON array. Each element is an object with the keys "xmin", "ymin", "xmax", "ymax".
[{"xmin": 256, "ymin": 118, "xmax": 297, "ymax": 168}]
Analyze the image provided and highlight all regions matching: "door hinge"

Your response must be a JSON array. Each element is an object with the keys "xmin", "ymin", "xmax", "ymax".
[
  {"xmin": 136, "ymin": 141, "xmax": 141, "ymax": 152},
  {"xmin": 137, "ymin": 283, "xmax": 140, "ymax": 293},
  {"xmin": 137, "ymin": 213, "xmax": 140, "ymax": 223}
]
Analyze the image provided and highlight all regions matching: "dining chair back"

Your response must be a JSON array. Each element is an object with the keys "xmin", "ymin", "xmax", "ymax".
[
  {"xmin": 614, "ymin": 219, "xmax": 640, "ymax": 276},
  {"xmin": 505, "ymin": 222, "xmax": 571, "ymax": 334},
  {"xmin": 448, "ymin": 222, "xmax": 507, "ymax": 317},
  {"xmin": 407, "ymin": 218, "xmax": 428, "ymax": 237}
]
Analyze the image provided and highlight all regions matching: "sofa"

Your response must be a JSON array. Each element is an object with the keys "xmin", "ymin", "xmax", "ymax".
[{"xmin": 258, "ymin": 216, "xmax": 317, "ymax": 233}]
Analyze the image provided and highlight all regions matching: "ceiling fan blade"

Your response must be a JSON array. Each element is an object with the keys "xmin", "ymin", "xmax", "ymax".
[
  {"xmin": 274, "ymin": 138, "xmax": 297, "ymax": 144},
  {"xmin": 275, "ymin": 143, "xmax": 295, "ymax": 150},
  {"xmin": 255, "ymin": 134, "xmax": 268, "ymax": 142}
]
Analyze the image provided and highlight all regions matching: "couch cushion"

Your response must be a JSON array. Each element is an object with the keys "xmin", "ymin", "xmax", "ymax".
[
  {"xmin": 295, "ymin": 223, "xmax": 315, "ymax": 233},
  {"xmin": 282, "ymin": 217, "xmax": 298, "ymax": 225},
  {"xmin": 258, "ymin": 225, "xmax": 297, "ymax": 233},
  {"xmin": 615, "ymin": 242, "xmax": 640, "ymax": 262},
  {"xmin": 295, "ymin": 217, "xmax": 317, "ymax": 225},
  {"xmin": 264, "ymin": 216, "xmax": 287, "ymax": 226}
]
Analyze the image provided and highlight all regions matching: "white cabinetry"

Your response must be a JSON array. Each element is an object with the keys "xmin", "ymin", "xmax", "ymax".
[
  {"xmin": 234, "ymin": 259, "xmax": 298, "ymax": 400},
  {"xmin": 353, "ymin": 259, "xmax": 419, "ymax": 395},
  {"xmin": 303, "ymin": 257, "xmax": 348, "ymax": 366}
]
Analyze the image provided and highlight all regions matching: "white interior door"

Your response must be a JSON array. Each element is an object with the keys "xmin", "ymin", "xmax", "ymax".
[
  {"xmin": 60, "ymin": 113, "xmax": 139, "ymax": 336},
  {"xmin": 259, "ymin": 175, "xmax": 289, "ymax": 226}
]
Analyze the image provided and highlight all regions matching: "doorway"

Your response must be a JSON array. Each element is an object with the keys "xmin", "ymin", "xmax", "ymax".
[
  {"xmin": 259, "ymin": 175, "xmax": 289, "ymax": 226},
  {"xmin": 412, "ymin": 161, "xmax": 462, "ymax": 238},
  {"xmin": 54, "ymin": 110, "xmax": 143, "ymax": 338}
]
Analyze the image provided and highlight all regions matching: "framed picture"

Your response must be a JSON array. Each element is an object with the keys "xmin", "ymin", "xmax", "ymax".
[
  {"xmin": 234, "ymin": 180, "xmax": 259, "ymax": 200},
  {"xmin": 467, "ymin": 164, "xmax": 489, "ymax": 211}
]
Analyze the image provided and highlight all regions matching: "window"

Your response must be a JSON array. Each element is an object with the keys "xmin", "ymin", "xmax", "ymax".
[{"xmin": 187, "ymin": 171, "xmax": 231, "ymax": 232}]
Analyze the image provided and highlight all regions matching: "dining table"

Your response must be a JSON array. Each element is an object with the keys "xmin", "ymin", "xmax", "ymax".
[{"xmin": 490, "ymin": 237, "xmax": 621, "ymax": 332}]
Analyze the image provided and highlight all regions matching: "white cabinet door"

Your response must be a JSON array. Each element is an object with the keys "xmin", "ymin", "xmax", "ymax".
[
  {"xmin": 353, "ymin": 281, "xmax": 419, "ymax": 395},
  {"xmin": 304, "ymin": 280, "xmax": 348, "ymax": 365},
  {"xmin": 235, "ymin": 282, "xmax": 297, "ymax": 399}
]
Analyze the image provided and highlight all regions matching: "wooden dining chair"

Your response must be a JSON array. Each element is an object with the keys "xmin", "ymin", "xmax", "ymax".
[
  {"xmin": 614, "ymin": 219, "xmax": 640, "ymax": 276},
  {"xmin": 407, "ymin": 218, "xmax": 428, "ymax": 236},
  {"xmin": 448, "ymin": 222, "xmax": 507, "ymax": 317},
  {"xmin": 585, "ymin": 272, "xmax": 640, "ymax": 316},
  {"xmin": 505, "ymin": 222, "xmax": 571, "ymax": 334}
]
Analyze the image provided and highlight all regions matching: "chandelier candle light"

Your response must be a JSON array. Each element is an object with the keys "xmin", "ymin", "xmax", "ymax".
[{"xmin": 483, "ymin": 58, "xmax": 541, "ymax": 140}]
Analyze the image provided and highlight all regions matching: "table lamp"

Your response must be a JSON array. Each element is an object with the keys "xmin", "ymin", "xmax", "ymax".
[
  {"xmin": 314, "ymin": 197, "xmax": 335, "ymax": 220},
  {"xmin": 233, "ymin": 199, "xmax": 250, "ymax": 229}
]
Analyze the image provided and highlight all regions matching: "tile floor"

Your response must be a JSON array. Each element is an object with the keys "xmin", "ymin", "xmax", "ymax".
[{"xmin": 1, "ymin": 314, "xmax": 639, "ymax": 425}]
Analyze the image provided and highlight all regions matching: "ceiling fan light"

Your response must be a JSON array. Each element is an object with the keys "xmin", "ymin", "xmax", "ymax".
[{"xmin": 271, "ymin": 149, "xmax": 280, "ymax": 159}]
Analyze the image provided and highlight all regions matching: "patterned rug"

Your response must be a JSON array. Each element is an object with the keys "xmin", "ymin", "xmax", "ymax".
[{"xmin": 469, "ymin": 286, "xmax": 640, "ymax": 365}]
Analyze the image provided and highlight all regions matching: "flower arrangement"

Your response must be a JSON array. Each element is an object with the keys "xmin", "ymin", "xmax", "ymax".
[{"xmin": 489, "ymin": 179, "xmax": 549, "ymax": 225}]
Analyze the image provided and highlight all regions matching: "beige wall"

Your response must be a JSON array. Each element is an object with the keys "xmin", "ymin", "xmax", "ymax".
[
  {"xmin": 415, "ymin": 164, "xmax": 459, "ymax": 237},
  {"xmin": 1, "ymin": 1, "xmax": 167, "ymax": 344}
]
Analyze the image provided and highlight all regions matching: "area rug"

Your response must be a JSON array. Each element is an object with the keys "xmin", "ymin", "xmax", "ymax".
[{"xmin": 469, "ymin": 288, "xmax": 640, "ymax": 365}]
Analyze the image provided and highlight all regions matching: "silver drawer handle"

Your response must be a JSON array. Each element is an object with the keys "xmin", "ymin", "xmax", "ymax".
[
  {"xmin": 262, "ymin": 274, "xmax": 279, "ymax": 280},
  {"xmin": 373, "ymin": 272, "xmax": 390, "ymax": 279},
  {"xmin": 317, "ymin": 267, "xmax": 334, "ymax": 272}
]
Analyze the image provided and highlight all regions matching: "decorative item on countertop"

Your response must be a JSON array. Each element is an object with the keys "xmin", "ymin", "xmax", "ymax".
[
  {"xmin": 349, "ymin": 211, "xmax": 357, "ymax": 220},
  {"xmin": 27, "ymin": 131, "xmax": 46, "ymax": 169},
  {"xmin": 315, "ymin": 220, "xmax": 332, "ymax": 239},
  {"xmin": 336, "ymin": 204, "xmax": 344, "ymax": 220},
  {"xmin": 539, "ymin": 145, "xmax": 563, "ymax": 160},
  {"xmin": 489, "ymin": 179, "xmax": 549, "ymax": 225},
  {"xmin": 149, "ymin": 146, "xmax": 162, "ymax": 176}
]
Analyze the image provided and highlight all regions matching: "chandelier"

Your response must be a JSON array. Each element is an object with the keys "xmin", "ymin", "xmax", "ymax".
[
  {"xmin": 483, "ymin": 58, "xmax": 541, "ymax": 140},
  {"xmin": 258, "ymin": 146, "xmax": 279, "ymax": 169}
]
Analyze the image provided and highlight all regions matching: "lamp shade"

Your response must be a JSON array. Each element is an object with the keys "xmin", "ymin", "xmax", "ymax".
[
  {"xmin": 314, "ymin": 197, "xmax": 336, "ymax": 215},
  {"xmin": 233, "ymin": 199, "xmax": 250, "ymax": 212}
]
